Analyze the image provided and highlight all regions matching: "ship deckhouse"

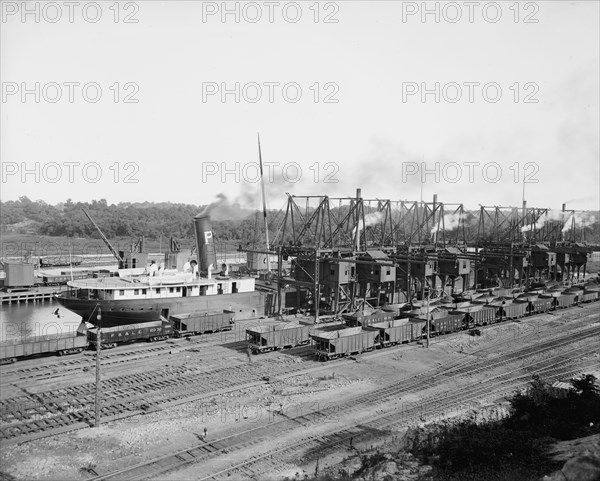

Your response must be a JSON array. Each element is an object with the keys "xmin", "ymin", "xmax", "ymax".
[{"xmin": 64, "ymin": 273, "xmax": 256, "ymax": 302}]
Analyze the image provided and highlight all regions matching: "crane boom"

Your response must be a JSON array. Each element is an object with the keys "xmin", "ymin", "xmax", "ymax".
[{"xmin": 81, "ymin": 208, "xmax": 124, "ymax": 264}]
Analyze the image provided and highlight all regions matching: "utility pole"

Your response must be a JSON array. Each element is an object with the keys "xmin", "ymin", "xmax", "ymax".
[
  {"xmin": 95, "ymin": 307, "xmax": 102, "ymax": 427},
  {"xmin": 420, "ymin": 274, "xmax": 430, "ymax": 348},
  {"xmin": 277, "ymin": 246, "xmax": 283, "ymax": 316},
  {"xmin": 314, "ymin": 248, "xmax": 320, "ymax": 324},
  {"xmin": 425, "ymin": 286, "xmax": 430, "ymax": 349}
]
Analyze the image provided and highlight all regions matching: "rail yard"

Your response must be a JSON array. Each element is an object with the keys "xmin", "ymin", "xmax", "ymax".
[
  {"xmin": 0, "ymin": 301, "xmax": 598, "ymax": 480},
  {"xmin": 1, "ymin": 191, "xmax": 599, "ymax": 480}
]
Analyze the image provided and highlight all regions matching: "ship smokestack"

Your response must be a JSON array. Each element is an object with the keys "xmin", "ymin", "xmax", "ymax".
[
  {"xmin": 355, "ymin": 188, "xmax": 362, "ymax": 250},
  {"xmin": 193, "ymin": 213, "xmax": 217, "ymax": 274}
]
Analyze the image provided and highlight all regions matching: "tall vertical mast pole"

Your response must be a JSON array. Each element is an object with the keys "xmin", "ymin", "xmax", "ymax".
[
  {"xmin": 258, "ymin": 133, "xmax": 271, "ymax": 275},
  {"xmin": 94, "ymin": 307, "xmax": 102, "ymax": 427}
]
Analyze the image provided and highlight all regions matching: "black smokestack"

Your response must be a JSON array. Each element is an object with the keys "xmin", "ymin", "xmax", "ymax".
[{"xmin": 193, "ymin": 213, "xmax": 217, "ymax": 273}]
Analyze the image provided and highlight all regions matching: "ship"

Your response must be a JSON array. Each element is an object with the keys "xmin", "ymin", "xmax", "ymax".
[{"xmin": 56, "ymin": 213, "xmax": 270, "ymax": 327}]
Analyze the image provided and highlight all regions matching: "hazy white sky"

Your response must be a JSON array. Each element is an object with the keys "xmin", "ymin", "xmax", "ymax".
[{"xmin": 1, "ymin": 0, "xmax": 599, "ymax": 211}]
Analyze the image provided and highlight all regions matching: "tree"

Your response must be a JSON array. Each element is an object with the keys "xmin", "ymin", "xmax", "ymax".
[{"xmin": 571, "ymin": 374, "xmax": 599, "ymax": 396}]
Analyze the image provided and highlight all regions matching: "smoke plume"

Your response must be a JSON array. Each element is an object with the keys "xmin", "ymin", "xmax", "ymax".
[{"xmin": 353, "ymin": 211, "xmax": 384, "ymax": 249}]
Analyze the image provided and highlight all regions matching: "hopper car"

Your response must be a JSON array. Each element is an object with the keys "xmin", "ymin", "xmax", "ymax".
[
  {"xmin": 342, "ymin": 310, "xmax": 396, "ymax": 327},
  {"xmin": 364, "ymin": 319, "xmax": 425, "ymax": 347},
  {"xmin": 246, "ymin": 324, "xmax": 311, "ymax": 353},
  {"xmin": 555, "ymin": 293, "xmax": 577, "ymax": 309},
  {"xmin": 3, "ymin": 283, "xmax": 597, "ymax": 363},
  {"xmin": 311, "ymin": 326, "xmax": 379, "ymax": 360},
  {"xmin": 0, "ymin": 322, "xmax": 88, "ymax": 364},
  {"xmin": 581, "ymin": 291, "xmax": 600, "ymax": 303},
  {"xmin": 171, "ymin": 310, "xmax": 235, "ymax": 338}
]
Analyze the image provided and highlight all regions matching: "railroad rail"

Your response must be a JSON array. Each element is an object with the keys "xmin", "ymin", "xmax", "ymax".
[
  {"xmin": 202, "ymin": 353, "xmax": 598, "ymax": 480},
  {"xmin": 0, "ymin": 318, "xmax": 285, "ymax": 385},
  {"xmin": 84, "ymin": 323, "xmax": 600, "ymax": 481},
  {"xmin": 1, "ymin": 304, "xmax": 597, "ymax": 446}
]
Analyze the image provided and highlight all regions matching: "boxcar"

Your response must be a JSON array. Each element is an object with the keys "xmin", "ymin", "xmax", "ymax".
[
  {"xmin": 0, "ymin": 322, "xmax": 88, "ymax": 364},
  {"xmin": 246, "ymin": 324, "xmax": 311, "ymax": 353},
  {"xmin": 171, "ymin": 310, "xmax": 235, "ymax": 337},
  {"xmin": 311, "ymin": 327, "xmax": 379, "ymax": 360},
  {"xmin": 365, "ymin": 319, "xmax": 420, "ymax": 347},
  {"xmin": 88, "ymin": 320, "xmax": 172, "ymax": 349},
  {"xmin": 42, "ymin": 272, "xmax": 90, "ymax": 285}
]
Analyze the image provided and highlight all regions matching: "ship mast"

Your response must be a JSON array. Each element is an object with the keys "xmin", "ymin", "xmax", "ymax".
[{"xmin": 258, "ymin": 133, "xmax": 271, "ymax": 275}]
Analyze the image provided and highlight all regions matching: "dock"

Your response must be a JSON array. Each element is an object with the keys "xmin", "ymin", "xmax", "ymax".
[{"xmin": 0, "ymin": 287, "xmax": 60, "ymax": 305}]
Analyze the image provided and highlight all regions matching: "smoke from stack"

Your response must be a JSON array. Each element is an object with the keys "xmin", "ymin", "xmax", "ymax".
[
  {"xmin": 353, "ymin": 211, "xmax": 384, "ymax": 249},
  {"xmin": 200, "ymin": 192, "xmax": 254, "ymax": 221},
  {"xmin": 562, "ymin": 212, "xmax": 597, "ymax": 232},
  {"xmin": 520, "ymin": 209, "xmax": 564, "ymax": 233},
  {"xmin": 431, "ymin": 213, "xmax": 462, "ymax": 235}
]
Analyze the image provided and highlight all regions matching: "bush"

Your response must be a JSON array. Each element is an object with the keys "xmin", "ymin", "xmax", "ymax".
[{"xmin": 411, "ymin": 374, "xmax": 600, "ymax": 480}]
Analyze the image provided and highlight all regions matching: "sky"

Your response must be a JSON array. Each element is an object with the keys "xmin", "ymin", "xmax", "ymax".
[{"xmin": 1, "ymin": 0, "xmax": 599, "ymax": 213}]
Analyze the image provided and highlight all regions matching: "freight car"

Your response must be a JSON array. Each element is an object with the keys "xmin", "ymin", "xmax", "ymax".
[
  {"xmin": 246, "ymin": 324, "xmax": 311, "ymax": 353},
  {"xmin": 171, "ymin": 310, "xmax": 235, "ymax": 338},
  {"xmin": 453, "ymin": 306, "xmax": 497, "ymax": 327},
  {"xmin": 343, "ymin": 310, "xmax": 396, "ymax": 327},
  {"xmin": 1, "ymin": 320, "xmax": 175, "ymax": 363},
  {"xmin": 286, "ymin": 285, "xmax": 600, "ymax": 361},
  {"xmin": 499, "ymin": 302, "xmax": 529, "ymax": 320},
  {"xmin": 0, "ymin": 322, "xmax": 88, "ymax": 364},
  {"xmin": 312, "ymin": 326, "xmax": 379, "ymax": 360},
  {"xmin": 429, "ymin": 313, "xmax": 467, "ymax": 335},
  {"xmin": 555, "ymin": 293, "xmax": 577, "ymax": 309},
  {"xmin": 365, "ymin": 319, "xmax": 425, "ymax": 347},
  {"xmin": 581, "ymin": 291, "xmax": 600, "ymax": 303},
  {"xmin": 527, "ymin": 297, "xmax": 554, "ymax": 315},
  {"xmin": 87, "ymin": 320, "xmax": 173, "ymax": 349},
  {"xmin": 41, "ymin": 272, "xmax": 91, "ymax": 286}
]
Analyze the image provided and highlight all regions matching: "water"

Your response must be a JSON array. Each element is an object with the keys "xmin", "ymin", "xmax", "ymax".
[
  {"xmin": 0, "ymin": 250, "xmax": 251, "ymax": 343},
  {"xmin": 0, "ymin": 302, "xmax": 83, "ymax": 342}
]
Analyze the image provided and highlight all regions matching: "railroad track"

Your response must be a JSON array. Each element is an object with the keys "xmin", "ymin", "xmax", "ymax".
[
  {"xmin": 0, "ymin": 319, "xmax": 270, "ymax": 384},
  {"xmin": 0, "ymin": 346, "xmax": 327, "ymax": 443},
  {"xmin": 204, "ymin": 358, "xmax": 598, "ymax": 480},
  {"xmin": 1, "ymin": 302, "xmax": 594, "ymax": 387},
  {"xmin": 84, "ymin": 324, "xmax": 600, "ymax": 481},
  {"xmin": 1, "ymin": 306, "xmax": 598, "ymax": 445}
]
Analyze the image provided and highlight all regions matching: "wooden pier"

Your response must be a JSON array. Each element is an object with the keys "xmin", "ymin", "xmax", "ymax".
[{"xmin": 1, "ymin": 288, "xmax": 59, "ymax": 305}]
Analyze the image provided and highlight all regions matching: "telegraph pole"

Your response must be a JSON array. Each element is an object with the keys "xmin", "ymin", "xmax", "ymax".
[
  {"xmin": 420, "ymin": 275, "xmax": 430, "ymax": 348},
  {"xmin": 277, "ymin": 246, "xmax": 283, "ymax": 316},
  {"xmin": 425, "ymin": 288, "xmax": 430, "ymax": 348},
  {"xmin": 95, "ymin": 307, "xmax": 102, "ymax": 427}
]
